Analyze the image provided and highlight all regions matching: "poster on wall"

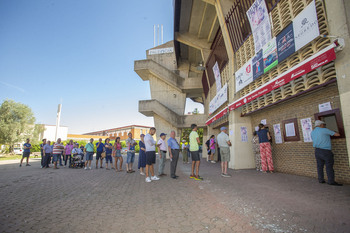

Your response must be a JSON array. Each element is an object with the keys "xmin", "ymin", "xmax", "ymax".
[
  {"xmin": 300, "ymin": 118, "xmax": 313, "ymax": 142},
  {"xmin": 293, "ymin": 0, "xmax": 319, "ymax": 51},
  {"xmin": 253, "ymin": 50, "xmax": 264, "ymax": 80},
  {"xmin": 246, "ymin": 0, "xmax": 272, "ymax": 54},
  {"xmin": 285, "ymin": 122, "xmax": 296, "ymax": 137},
  {"xmin": 273, "ymin": 124, "xmax": 283, "ymax": 144},
  {"xmin": 240, "ymin": 126, "xmax": 248, "ymax": 142},
  {"xmin": 235, "ymin": 58, "xmax": 253, "ymax": 92},
  {"xmin": 209, "ymin": 83, "xmax": 228, "ymax": 115},
  {"xmin": 277, "ymin": 23, "xmax": 296, "ymax": 63},
  {"xmin": 213, "ymin": 61, "xmax": 222, "ymax": 93},
  {"xmin": 263, "ymin": 38, "xmax": 278, "ymax": 73},
  {"xmin": 318, "ymin": 102, "xmax": 332, "ymax": 112}
]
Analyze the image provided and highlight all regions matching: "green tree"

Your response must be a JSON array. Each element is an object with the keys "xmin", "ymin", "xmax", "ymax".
[
  {"xmin": 0, "ymin": 100, "xmax": 35, "ymax": 153},
  {"xmin": 192, "ymin": 108, "xmax": 199, "ymax": 115},
  {"xmin": 181, "ymin": 127, "xmax": 203, "ymax": 144},
  {"xmin": 31, "ymin": 124, "xmax": 45, "ymax": 144}
]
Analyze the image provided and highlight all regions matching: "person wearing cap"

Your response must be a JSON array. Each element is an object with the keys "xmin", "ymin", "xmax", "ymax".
[
  {"xmin": 217, "ymin": 127, "xmax": 232, "ymax": 177},
  {"xmin": 144, "ymin": 127, "xmax": 161, "ymax": 182},
  {"xmin": 189, "ymin": 124, "xmax": 203, "ymax": 180},
  {"xmin": 138, "ymin": 134, "xmax": 147, "ymax": 175},
  {"xmin": 311, "ymin": 120, "xmax": 342, "ymax": 186},
  {"xmin": 168, "ymin": 131, "xmax": 180, "ymax": 179},
  {"xmin": 157, "ymin": 133, "xmax": 167, "ymax": 176}
]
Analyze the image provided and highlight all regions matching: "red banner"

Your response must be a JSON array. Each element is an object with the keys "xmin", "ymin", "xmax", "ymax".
[
  {"xmin": 206, "ymin": 107, "xmax": 228, "ymax": 125},
  {"xmin": 229, "ymin": 44, "xmax": 336, "ymax": 111}
]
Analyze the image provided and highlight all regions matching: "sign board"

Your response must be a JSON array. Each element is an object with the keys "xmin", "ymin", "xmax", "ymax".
[
  {"xmin": 263, "ymin": 38, "xmax": 278, "ymax": 73},
  {"xmin": 209, "ymin": 83, "xmax": 228, "ymax": 115},
  {"xmin": 148, "ymin": 47, "xmax": 174, "ymax": 55},
  {"xmin": 213, "ymin": 61, "xmax": 222, "ymax": 93},
  {"xmin": 277, "ymin": 23, "xmax": 295, "ymax": 63},
  {"xmin": 235, "ymin": 58, "xmax": 253, "ymax": 92}
]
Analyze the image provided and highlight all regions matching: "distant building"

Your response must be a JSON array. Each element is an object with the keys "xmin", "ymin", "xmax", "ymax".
[
  {"xmin": 39, "ymin": 124, "xmax": 68, "ymax": 142},
  {"xmin": 83, "ymin": 125, "xmax": 153, "ymax": 141},
  {"xmin": 67, "ymin": 134, "xmax": 109, "ymax": 142}
]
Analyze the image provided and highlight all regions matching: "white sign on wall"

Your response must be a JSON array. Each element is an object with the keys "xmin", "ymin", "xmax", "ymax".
[
  {"xmin": 235, "ymin": 58, "xmax": 253, "ymax": 92},
  {"xmin": 148, "ymin": 47, "xmax": 174, "ymax": 55},
  {"xmin": 293, "ymin": 0, "xmax": 319, "ymax": 50},
  {"xmin": 300, "ymin": 118, "xmax": 313, "ymax": 142},
  {"xmin": 209, "ymin": 83, "xmax": 228, "ymax": 115},
  {"xmin": 213, "ymin": 61, "xmax": 222, "ymax": 93}
]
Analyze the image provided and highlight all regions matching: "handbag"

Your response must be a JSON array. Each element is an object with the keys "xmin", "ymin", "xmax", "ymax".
[{"xmin": 101, "ymin": 151, "xmax": 106, "ymax": 158}]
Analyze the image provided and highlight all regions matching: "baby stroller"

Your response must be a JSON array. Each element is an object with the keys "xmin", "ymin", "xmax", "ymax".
[{"xmin": 70, "ymin": 153, "xmax": 85, "ymax": 168}]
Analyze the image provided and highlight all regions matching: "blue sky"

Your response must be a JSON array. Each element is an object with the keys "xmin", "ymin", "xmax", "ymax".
[{"xmin": 0, "ymin": 0, "xmax": 203, "ymax": 134}]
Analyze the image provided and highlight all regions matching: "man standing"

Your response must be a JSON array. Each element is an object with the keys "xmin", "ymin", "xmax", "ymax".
[
  {"xmin": 217, "ymin": 127, "xmax": 232, "ymax": 177},
  {"xmin": 40, "ymin": 139, "xmax": 46, "ymax": 168},
  {"xmin": 126, "ymin": 133, "xmax": 137, "ymax": 173},
  {"xmin": 157, "ymin": 133, "xmax": 167, "ymax": 176},
  {"xmin": 84, "ymin": 138, "xmax": 94, "ymax": 170},
  {"xmin": 189, "ymin": 124, "xmax": 203, "ymax": 180},
  {"xmin": 168, "ymin": 131, "xmax": 180, "ymax": 179},
  {"xmin": 95, "ymin": 138, "xmax": 105, "ymax": 169},
  {"xmin": 19, "ymin": 138, "xmax": 32, "ymax": 167},
  {"xmin": 311, "ymin": 120, "xmax": 342, "ymax": 186},
  {"xmin": 43, "ymin": 140, "xmax": 52, "ymax": 168},
  {"xmin": 144, "ymin": 127, "xmax": 160, "ymax": 183},
  {"xmin": 52, "ymin": 138, "xmax": 64, "ymax": 169}
]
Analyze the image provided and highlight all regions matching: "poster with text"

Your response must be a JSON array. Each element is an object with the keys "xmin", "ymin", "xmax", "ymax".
[
  {"xmin": 300, "ymin": 118, "xmax": 313, "ymax": 142},
  {"xmin": 246, "ymin": 0, "xmax": 272, "ymax": 53},
  {"xmin": 209, "ymin": 83, "xmax": 228, "ymax": 115},
  {"xmin": 253, "ymin": 49, "xmax": 264, "ymax": 80},
  {"xmin": 235, "ymin": 58, "xmax": 253, "ymax": 92},
  {"xmin": 240, "ymin": 126, "xmax": 248, "ymax": 142},
  {"xmin": 293, "ymin": 0, "xmax": 319, "ymax": 51},
  {"xmin": 277, "ymin": 23, "xmax": 295, "ymax": 63},
  {"xmin": 263, "ymin": 38, "xmax": 278, "ymax": 73},
  {"xmin": 273, "ymin": 124, "xmax": 283, "ymax": 144},
  {"xmin": 213, "ymin": 61, "xmax": 222, "ymax": 93}
]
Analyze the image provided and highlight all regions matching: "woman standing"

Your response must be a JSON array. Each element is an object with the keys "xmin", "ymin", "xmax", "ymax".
[
  {"xmin": 105, "ymin": 138, "xmax": 113, "ymax": 170},
  {"xmin": 209, "ymin": 135, "xmax": 216, "ymax": 163},
  {"xmin": 64, "ymin": 140, "xmax": 74, "ymax": 167},
  {"xmin": 138, "ymin": 134, "xmax": 146, "ymax": 175},
  {"xmin": 256, "ymin": 124, "xmax": 274, "ymax": 173},
  {"xmin": 113, "ymin": 137, "xmax": 123, "ymax": 172}
]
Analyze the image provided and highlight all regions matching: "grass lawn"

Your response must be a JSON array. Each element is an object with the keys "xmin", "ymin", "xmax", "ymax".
[{"xmin": 0, "ymin": 154, "xmax": 23, "ymax": 160}]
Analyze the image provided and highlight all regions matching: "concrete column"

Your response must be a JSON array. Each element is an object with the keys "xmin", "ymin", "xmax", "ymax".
[{"xmin": 324, "ymin": 0, "xmax": 350, "ymax": 165}]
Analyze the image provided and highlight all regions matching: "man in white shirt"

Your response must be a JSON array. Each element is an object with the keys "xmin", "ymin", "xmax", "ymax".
[
  {"xmin": 217, "ymin": 127, "xmax": 232, "ymax": 177},
  {"xmin": 144, "ymin": 127, "xmax": 161, "ymax": 183},
  {"xmin": 157, "ymin": 133, "xmax": 167, "ymax": 176}
]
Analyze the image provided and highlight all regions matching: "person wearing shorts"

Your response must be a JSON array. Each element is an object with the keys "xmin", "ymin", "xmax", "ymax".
[
  {"xmin": 189, "ymin": 124, "xmax": 203, "ymax": 180},
  {"xmin": 126, "ymin": 133, "xmax": 137, "ymax": 173},
  {"xmin": 20, "ymin": 138, "xmax": 32, "ymax": 167},
  {"xmin": 104, "ymin": 138, "xmax": 113, "ymax": 170},
  {"xmin": 95, "ymin": 138, "xmax": 105, "ymax": 169},
  {"xmin": 84, "ymin": 138, "xmax": 94, "ymax": 170},
  {"xmin": 113, "ymin": 137, "xmax": 123, "ymax": 172},
  {"xmin": 217, "ymin": 127, "xmax": 232, "ymax": 177},
  {"xmin": 144, "ymin": 127, "xmax": 160, "ymax": 183},
  {"xmin": 52, "ymin": 138, "xmax": 64, "ymax": 169}
]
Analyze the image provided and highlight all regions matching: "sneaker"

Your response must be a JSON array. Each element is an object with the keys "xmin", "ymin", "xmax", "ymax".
[
  {"xmin": 140, "ymin": 172, "xmax": 145, "ymax": 175},
  {"xmin": 329, "ymin": 182, "xmax": 343, "ymax": 186},
  {"xmin": 19, "ymin": 164, "xmax": 22, "ymax": 167},
  {"xmin": 89, "ymin": 167, "xmax": 92, "ymax": 170},
  {"xmin": 84, "ymin": 167, "xmax": 88, "ymax": 170},
  {"xmin": 145, "ymin": 177, "xmax": 152, "ymax": 183},
  {"xmin": 194, "ymin": 176, "xmax": 203, "ymax": 181},
  {"xmin": 222, "ymin": 173, "xmax": 231, "ymax": 177},
  {"xmin": 211, "ymin": 161, "xmax": 216, "ymax": 163},
  {"xmin": 190, "ymin": 175, "xmax": 196, "ymax": 179},
  {"xmin": 151, "ymin": 176, "xmax": 160, "ymax": 181},
  {"xmin": 26, "ymin": 164, "xmax": 31, "ymax": 166}
]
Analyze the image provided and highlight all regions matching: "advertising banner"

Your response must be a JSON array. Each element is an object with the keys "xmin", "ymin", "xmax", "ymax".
[
  {"xmin": 277, "ymin": 23, "xmax": 295, "ymax": 63},
  {"xmin": 209, "ymin": 83, "xmax": 228, "ymax": 115},
  {"xmin": 293, "ymin": 0, "xmax": 319, "ymax": 51},
  {"xmin": 263, "ymin": 38, "xmax": 278, "ymax": 73},
  {"xmin": 213, "ymin": 61, "xmax": 222, "ymax": 93},
  {"xmin": 235, "ymin": 58, "xmax": 253, "ymax": 92},
  {"xmin": 246, "ymin": 0, "xmax": 272, "ymax": 53},
  {"xmin": 253, "ymin": 50, "xmax": 264, "ymax": 80}
]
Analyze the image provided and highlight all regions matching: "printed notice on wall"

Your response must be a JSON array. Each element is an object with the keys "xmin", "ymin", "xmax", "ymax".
[
  {"xmin": 318, "ymin": 102, "xmax": 332, "ymax": 113},
  {"xmin": 285, "ymin": 122, "xmax": 296, "ymax": 137},
  {"xmin": 240, "ymin": 127, "xmax": 248, "ymax": 142},
  {"xmin": 213, "ymin": 61, "xmax": 222, "ymax": 93},
  {"xmin": 300, "ymin": 118, "xmax": 313, "ymax": 142},
  {"xmin": 261, "ymin": 119, "xmax": 267, "ymax": 125},
  {"xmin": 273, "ymin": 124, "xmax": 283, "ymax": 144}
]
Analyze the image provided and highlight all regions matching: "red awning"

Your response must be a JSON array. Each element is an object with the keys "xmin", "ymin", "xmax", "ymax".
[{"xmin": 206, "ymin": 107, "xmax": 228, "ymax": 125}]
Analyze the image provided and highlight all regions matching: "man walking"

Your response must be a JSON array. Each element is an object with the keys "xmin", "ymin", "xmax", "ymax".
[
  {"xmin": 84, "ymin": 138, "xmax": 94, "ymax": 170},
  {"xmin": 19, "ymin": 138, "xmax": 32, "ymax": 167},
  {"xmin": 126, "ymin": 133, "xmax": 137, "ymax": 173},
  {"xmin": 217, "ymin": 127, "xmax": 232, "ymax": 177},
  {"xmin": 189, "ymin": 124, "xmax": 203, "ymax": 180},
  {"xmin": 157, "ymin": 133, "xmax": 167, "ymax": 176},
  {"xmin": 95, "ymin": 138, "xmax": 105, "ymax": 169},
  {"xmin": 144, "ymin": 127, "xmax": 160, "ymax": 183},
  {"xmin": 52, "ymin": 138, "xmax": 64, "ymax": 169},
  {"xmin": 311, "ymin": 120, "xmax": 342, "ymax": 186},
  {"xmin": 168, "ymin": 131, "xmax": 180, "ymax": 179}
]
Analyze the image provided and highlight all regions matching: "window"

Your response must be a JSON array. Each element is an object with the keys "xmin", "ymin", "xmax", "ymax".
[
  {"xmin": 314, "ymin": 109, "xmax": 345, "ymax": 138},
  {"xmin": 282, "ymin": 118, "xmax": 300, "ymax": 142}
]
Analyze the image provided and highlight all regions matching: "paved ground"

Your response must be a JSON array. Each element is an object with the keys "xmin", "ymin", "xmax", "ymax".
[{"xmin": 0, "ymin": 154, "xmax": 349, "ymax": 233}]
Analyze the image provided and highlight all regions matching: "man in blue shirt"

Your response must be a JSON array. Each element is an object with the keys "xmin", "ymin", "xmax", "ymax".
[
  {"xmin": 168, "ymin": 130, "xmax": 180, "ymax": 179},
  {"xmin": 95, "ymin": 138, "xmax": 105, "ymax": 169},
  {"xmin": 20, "ymin": 138, "xmax": 32, "ymax": 167},
  {"xmin": 311, "ymin": 120, "xmax": 341, "ymax": 186}
]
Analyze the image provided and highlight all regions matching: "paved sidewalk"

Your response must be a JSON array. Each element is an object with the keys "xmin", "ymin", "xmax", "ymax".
[{"xmin": 0, "ymin": 155, "xmax": 349, "ymax": 233}]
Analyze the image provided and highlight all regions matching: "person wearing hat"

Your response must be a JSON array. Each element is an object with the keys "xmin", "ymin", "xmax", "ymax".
[
  {"xmin": 311, "ymin": 120, "xmax": 342, "ymax": 186},
  {"xmin": 217, "ymin": 127, "xmax": 232, "ymax": 177},
  {"xmin": 157, "ymin": 133, "xmax": 167, "ymax": 176}
]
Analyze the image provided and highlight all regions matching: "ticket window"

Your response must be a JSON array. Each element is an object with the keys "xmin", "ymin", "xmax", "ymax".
[{"xmin": 314, "ymin": 109, "xmax": 345, "ymax": 138}]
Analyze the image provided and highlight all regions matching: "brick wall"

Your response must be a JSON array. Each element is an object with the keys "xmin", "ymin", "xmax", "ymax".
[{"xmin": 248, "ymin": 83, "xmax": 350, "ymax": 184}]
